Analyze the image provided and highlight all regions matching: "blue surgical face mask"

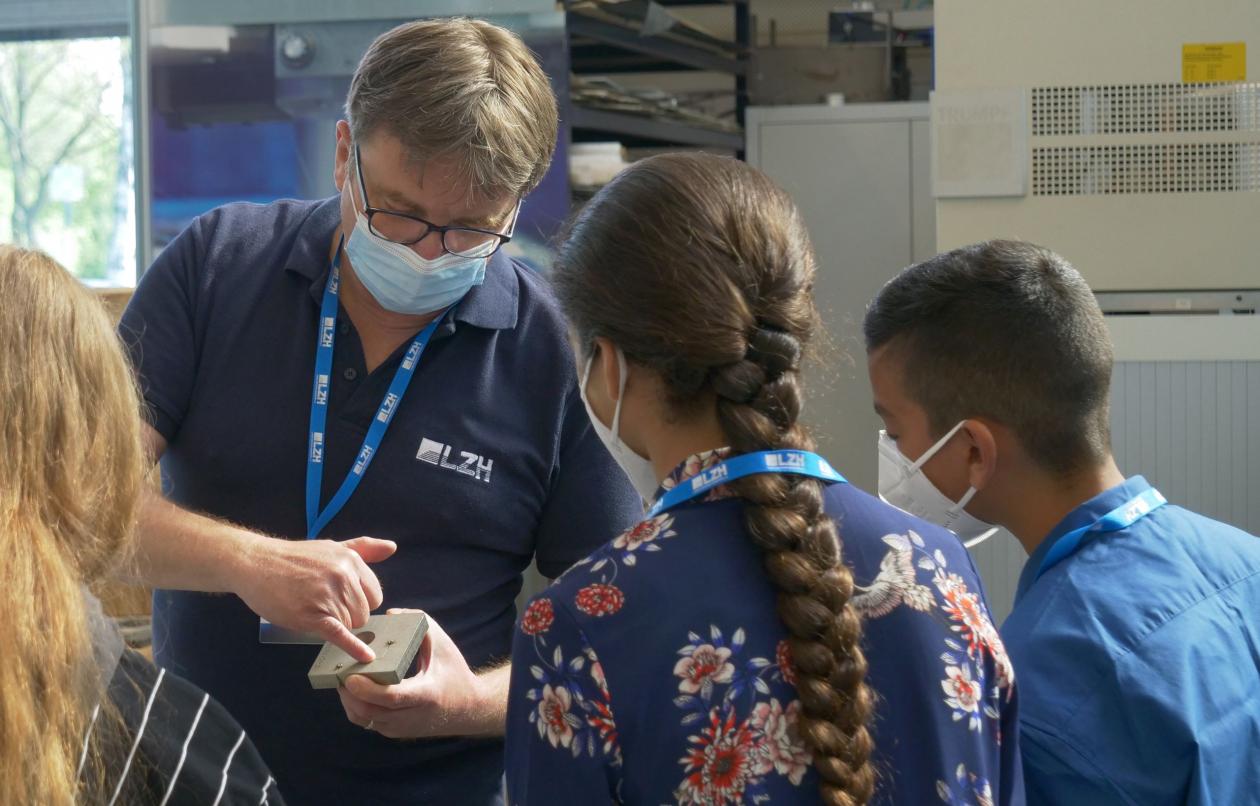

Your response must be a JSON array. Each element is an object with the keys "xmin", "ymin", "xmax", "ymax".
[{"xmin": 342, "ymin": 158, "xmax": 493, "ymax": 315}]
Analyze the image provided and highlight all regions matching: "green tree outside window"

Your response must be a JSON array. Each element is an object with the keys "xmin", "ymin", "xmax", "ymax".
[{"xmin": 0, "ymin": 37, "xmax": 132, "ymax": 284}]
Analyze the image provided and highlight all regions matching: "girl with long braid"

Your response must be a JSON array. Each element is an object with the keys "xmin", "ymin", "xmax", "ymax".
[{"xmin": 504, "ymin": 154, "xmax": 1022, "ymax": 804}]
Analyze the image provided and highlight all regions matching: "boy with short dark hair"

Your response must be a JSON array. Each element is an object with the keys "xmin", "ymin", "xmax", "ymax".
[{"xmin": 863, "ymin": 239, "xmax": 1260, "ymax": 805}]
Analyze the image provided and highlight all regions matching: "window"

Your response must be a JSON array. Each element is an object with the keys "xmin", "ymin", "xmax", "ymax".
[{"xmin": 0, "ymin": 35, "xmax": 134, "ymax": 285}]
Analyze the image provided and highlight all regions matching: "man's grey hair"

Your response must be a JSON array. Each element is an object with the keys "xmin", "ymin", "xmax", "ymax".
[{"xmin": 346, "ymin": 17, "xmax": 558, "ymax": 201}]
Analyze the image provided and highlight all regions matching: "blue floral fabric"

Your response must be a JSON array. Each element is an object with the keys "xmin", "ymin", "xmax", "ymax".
[{"xmin": 506, "ymin": 450, "xmax": 1024, "ymax": 805}]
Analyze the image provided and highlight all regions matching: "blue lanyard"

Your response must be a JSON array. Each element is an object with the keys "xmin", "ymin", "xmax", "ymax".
[
  {"xmin": 305, "ymin": 246, "xmax": 449, "ymax": 538},
  {"xmin": 646, "ymin": 450, "xmax": 847, "ymax": 518},
  {"xmin": 1025, "ymin": 487, "xmax": 1167, "ymax": 593}
]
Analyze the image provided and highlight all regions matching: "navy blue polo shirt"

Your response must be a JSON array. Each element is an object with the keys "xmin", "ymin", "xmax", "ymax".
[{"xmin": 120, "ymin": 197, "xmax": 642, "ymax": 805}]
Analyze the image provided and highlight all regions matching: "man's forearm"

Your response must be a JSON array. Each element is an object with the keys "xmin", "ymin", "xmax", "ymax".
[
  {"xmin": 125, "ymin": 486, "xmax": 262, "ymax": 594},
  {"xmin": 468, "ymin": 662, "xmax": 512, "ymax": 738}
]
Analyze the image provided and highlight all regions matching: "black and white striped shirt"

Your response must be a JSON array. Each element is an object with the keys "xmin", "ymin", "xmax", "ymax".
[{"xmin": 81, "ymin": 650, "xmax": 285, "ymax": 805}]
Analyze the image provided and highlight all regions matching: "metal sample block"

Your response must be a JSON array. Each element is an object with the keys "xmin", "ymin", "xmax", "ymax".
[{"xmin": 308, "ymin": 612, "xmax": 428, "ymax": 690}]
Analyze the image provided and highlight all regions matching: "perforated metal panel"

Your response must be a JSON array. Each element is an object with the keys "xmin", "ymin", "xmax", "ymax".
[
  {"xmin": 935, "ymin": 0, "xmax": 1260, "ymax": 291},
  {"xmin": 1032, "ymin": 83, "xmax": 1260, "ymax": 136},
  {"xmin": 1030, "ymin": 82, "xmax": 1260, "ymax": 198},
  {"xmin": 1033, "ymin": 142, "xmax": 1260, "ymax": 196}
]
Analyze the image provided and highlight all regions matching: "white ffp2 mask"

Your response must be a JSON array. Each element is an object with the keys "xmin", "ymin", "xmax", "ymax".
[
  {"xmin": 580, "ymin": 349, "xmax": 660, "ymax": 502},
  {"xmin": 877, "ymin": 422, "xmax": 998, "ymax": 547}
]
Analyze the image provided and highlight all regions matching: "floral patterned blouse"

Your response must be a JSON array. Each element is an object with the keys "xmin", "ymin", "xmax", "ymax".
[{"xmin": 505, "ymin": 450, "xmax": 1024, "ymax": 805}]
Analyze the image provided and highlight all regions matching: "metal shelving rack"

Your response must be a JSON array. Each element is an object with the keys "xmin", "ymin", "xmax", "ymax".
[
  {"xmin": 565, "ymin": 0, "xmax": 750, "ymax": 153},
  {"xmin": 569, "ymin": 106, "xmax": 744, "ymax": 150}
]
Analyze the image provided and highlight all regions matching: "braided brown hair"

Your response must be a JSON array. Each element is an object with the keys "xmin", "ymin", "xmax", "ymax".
[{"xmin": 553, "ymin": 153, "xmax": 875, "ymax": 804}]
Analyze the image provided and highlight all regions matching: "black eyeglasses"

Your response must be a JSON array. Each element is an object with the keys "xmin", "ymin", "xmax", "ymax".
[{"xmin": 353, "ymin": 145, "xmax": 520, "ymax": 259}]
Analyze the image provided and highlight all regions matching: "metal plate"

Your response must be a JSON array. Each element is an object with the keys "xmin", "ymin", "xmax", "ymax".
[{"xmin": 308, "ymin": 612, "xmax": 428, "ymax": 690}]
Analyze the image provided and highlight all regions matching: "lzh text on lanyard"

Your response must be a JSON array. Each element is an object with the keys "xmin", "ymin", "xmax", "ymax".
[
  {"xmin": 646, "ymin": 450, "xmax": 848, "ymax": 518},
  {"xmin": 305, "ymin": 242, "xmax": 452, "ymax": 538}
]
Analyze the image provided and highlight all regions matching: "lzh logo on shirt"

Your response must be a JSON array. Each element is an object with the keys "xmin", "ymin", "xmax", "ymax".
[{"xmin": 416, "ymin": 437, "xmax": 493, "ymax": 483}]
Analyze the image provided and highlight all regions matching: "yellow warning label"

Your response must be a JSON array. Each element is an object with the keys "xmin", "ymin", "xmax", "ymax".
[{"xmin": 1182, "ymin": 42, "xmax": 1246, "ymax": 83}]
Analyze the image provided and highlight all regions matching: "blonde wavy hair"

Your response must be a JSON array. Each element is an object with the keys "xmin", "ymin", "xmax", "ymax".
[{"xmin": 0, "ymin": 246, "xmax": 147, "ymax": 803}]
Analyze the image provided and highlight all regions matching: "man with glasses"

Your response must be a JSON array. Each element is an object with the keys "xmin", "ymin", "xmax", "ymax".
[{"xmin": 118, "ymin": 18, "xmax": 641, "ymax": 805}]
